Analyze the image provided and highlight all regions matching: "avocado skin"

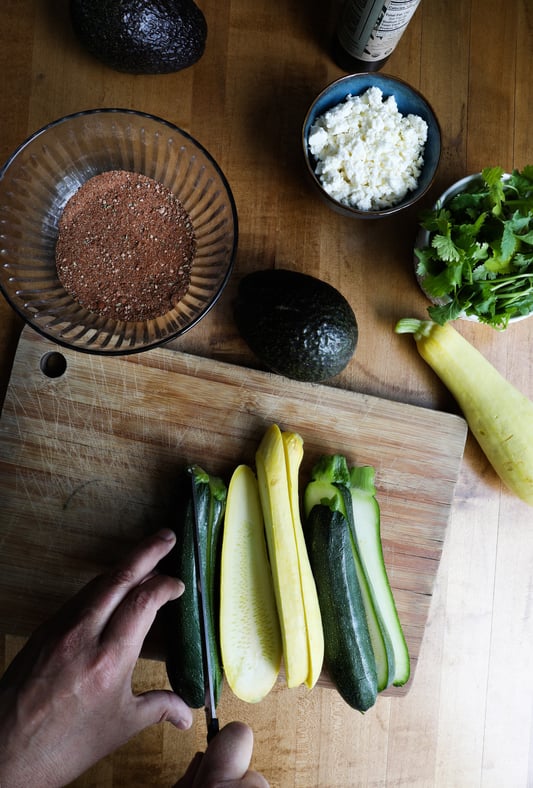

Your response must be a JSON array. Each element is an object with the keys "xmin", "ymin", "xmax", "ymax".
[
  {"xmin": 234, "ymin": 269, "xmax": 358, "ymax": 383},
  {"xmin": 70, "ymin": 0, "xmax": 207, "ymax": 75}
]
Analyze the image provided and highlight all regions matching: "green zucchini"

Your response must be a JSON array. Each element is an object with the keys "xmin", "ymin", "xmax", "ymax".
[
  {"xmin": 305, "ymin": 505, "xmax": 378, "ymax": 711},
  {"xmin": 304, "ymin": 455, "xmax": 410, "ymax": 693},
  {"xmin": 304, "ymin": 475, "xmax": 393, "ymax": 694},
  {"xmin": 163, "ymin": 465, "xmax": 226, "ymax": 708},
  {"xmin": 349, "ymin": 466, "xmax": 410, "ymax": 686}
]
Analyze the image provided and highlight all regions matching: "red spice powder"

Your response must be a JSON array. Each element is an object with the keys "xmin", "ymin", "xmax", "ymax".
[{"xmin": 55, "ymin": 170, "xmax": 196, "ymax": 322}]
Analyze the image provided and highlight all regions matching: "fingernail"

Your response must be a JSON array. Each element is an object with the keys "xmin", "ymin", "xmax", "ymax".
[
  {"xmin": 157, "ymin": 528, "xmax": 176, "ymax": 541},
  {"xmin": 176, "ymin": 715, "xmax": 193, "ymax": 730}
]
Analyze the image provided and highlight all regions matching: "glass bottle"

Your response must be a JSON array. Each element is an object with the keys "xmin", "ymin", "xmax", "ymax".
[{"xmin": 332, "ymin": 0, "xmax": 422, "ymax": 72}]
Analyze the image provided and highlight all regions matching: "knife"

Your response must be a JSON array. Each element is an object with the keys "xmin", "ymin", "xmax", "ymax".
[{"xmin": 191, "ymin": 482, "xmax": 220, "ymax": 744}]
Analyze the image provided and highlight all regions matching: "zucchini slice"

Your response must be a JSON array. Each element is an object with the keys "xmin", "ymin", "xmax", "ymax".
[
  {"xmin": 164, "ymin": 465, "xmax": 226, "ymax": 708},
  {"xmin": 349, "ymin": 466, "xmax": 410, "ymax": 686},
  {"xmin": 305, "ymin": 477, "xmax": 393, "ymax": 692},
  {"xmin": 304, "ymin": 454, "xmax": 410, "ymax": 693},
  {"xmin": 220, "ymin": 464, "xmax": 282, "ymax": 703},
  {"xmin": 306, "ymin": 505, "xmax": 378, "ymax": 711}
]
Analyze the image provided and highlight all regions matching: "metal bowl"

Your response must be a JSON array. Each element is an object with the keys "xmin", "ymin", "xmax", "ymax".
[
  {"xmin": 302, "ymin": 73, "xmax": 441, "ymax": 219},
  {"xmin": 414, "ymin": 172, "xmax": 532, "ymax": 325},
  {"xmin": 0, "ymin": 108, "xmax": 238, "ymax": 354}
]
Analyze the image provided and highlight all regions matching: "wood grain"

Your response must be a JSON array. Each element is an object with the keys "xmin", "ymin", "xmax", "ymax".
[
  {"xmin": 2, "ymin": 1, "xmax": 533, "ymax": 786},
  {"xmin": 0, "ymin": 327, "xmax": 466, "ymax": 693}
]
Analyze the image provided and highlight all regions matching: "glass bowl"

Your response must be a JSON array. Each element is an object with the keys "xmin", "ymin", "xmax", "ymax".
[
  {"xmin": 302, "ymin": 73, "xmax": 441, "ymax": 219},
  {"xmin": 0, "ymin": 108, "xmax": 238, "ymax": 354}
]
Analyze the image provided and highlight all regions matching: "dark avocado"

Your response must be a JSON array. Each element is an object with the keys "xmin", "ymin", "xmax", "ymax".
[
  {"xmin": 234, "ymin": 269, "xmax": 358, "ymax": 383},
  {"xmin": 70, "ymin": 0, "xmax": 207, "ymax": 75}
]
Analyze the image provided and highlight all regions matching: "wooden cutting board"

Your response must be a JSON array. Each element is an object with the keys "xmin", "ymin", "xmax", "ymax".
[{"xmin": 0, "ymin": 327, "xmax": 467, "ymax": 694}]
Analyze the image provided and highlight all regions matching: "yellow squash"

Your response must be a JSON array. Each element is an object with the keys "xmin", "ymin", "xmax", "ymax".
[
  {"xmin": 396, "ymin": 318, "xmax": 533, "ymax": 505},
  {"xmin": 281, "ymin": 431, "xmax": 324, "ymax": 689},
  {"xmin": 256, "ymin": 424, "xmax": 324, "ymax": 688},
  {"xmin": 220, "ymin": 465, "xmax": 282, "ymax": 702}
]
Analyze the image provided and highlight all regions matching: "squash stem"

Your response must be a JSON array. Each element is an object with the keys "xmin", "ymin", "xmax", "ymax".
[
  {"xmin": 394, "ymin": 318, "xmax": 434, "ymax": 341},
  {"xmin": 349, "ymin": 465, "xmax": 376, "ymax": 495}
]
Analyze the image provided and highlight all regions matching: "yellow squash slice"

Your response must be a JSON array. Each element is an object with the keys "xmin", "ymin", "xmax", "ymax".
[
  {"xmin": 220, "ymin": 464, "xmax": 282, "ymax": 702},
  {"xmin": 256, "ymin": 424, "xmax": 324, "ymax": 688},
  {"xmin": 282, "ymin": 431, "xmax": 324, "ymax": 689}
]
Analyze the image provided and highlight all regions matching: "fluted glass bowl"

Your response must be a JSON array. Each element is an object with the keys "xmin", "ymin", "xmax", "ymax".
[{"xmin": 0, "ymin": 109, "xmax": 238, "ymax": 354}]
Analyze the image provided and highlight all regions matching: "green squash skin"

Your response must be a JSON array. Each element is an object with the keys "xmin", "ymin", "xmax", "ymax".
[
  {"xmin": 70, "ymin": 0, "xmax": 207, "ymax": 75},
  {"xmin": 336, "ymin": 485, "xmax": 396, "ymax": 691},
  {"xmin": 305, "ymin": 505, "xmax": 378, "ymax": 712},
  {"xmin": 191, "ymin": 468, "xmax": 225, "ymax": 705},
  {"xmin": 163, "ymin": 468, "xmax": 224, "ymax": 709},
  {"xmin": 234, "ymin": 269, "xmax": 358, "ymax": 383}
]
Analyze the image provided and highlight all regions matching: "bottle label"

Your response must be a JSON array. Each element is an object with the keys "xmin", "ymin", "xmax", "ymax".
[{"xmin": 337, "ymin": 0, "xmax": 422, "ymax": 62}]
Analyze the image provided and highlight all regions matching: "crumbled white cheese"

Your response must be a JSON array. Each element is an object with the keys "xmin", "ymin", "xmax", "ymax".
[{"xmin": 308, "ymin": 86, "xmax": 428, "ymax": 211}]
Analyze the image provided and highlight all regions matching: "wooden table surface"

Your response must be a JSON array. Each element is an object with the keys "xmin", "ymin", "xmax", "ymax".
[{"xmin": 1, "ymin": 2, "xmax": 532, "ymax": 786}]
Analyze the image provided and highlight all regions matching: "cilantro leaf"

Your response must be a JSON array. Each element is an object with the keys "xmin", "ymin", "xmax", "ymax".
[
  {"xmin": 416, "ymin": 165, "xmax": 533, "ymax": 328},
  {"xmin": 431, "ymin": 234, "xmax": 461, "ymax": 263},
  {"xmin": 427, "ymin": 300, "xmax": 466, "ymax": 325},
  {"xmin": 482, "ymin": 166, "xmax": 505, "ymax": 215},
  {"xmin": 419, "ymin": 208, "xmax": 451, "ymax": 234},
  {"xmin": 499, "ymin": 222, "xmax": 519, "ymax": 264}
]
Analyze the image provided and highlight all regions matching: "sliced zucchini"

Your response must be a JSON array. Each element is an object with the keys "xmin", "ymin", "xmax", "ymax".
[
  {"xmin": 305, "ymin": 476, "xmax": 393, "ymax": 692},
  {"xmin": 306, "ymin": 505, "xmax": 378, "ymax": 711},
  {"xmin": 164, "ymin": 465, "xmax": 226, "ymax": 708},
  {"xmin": 305, "ymin": 454, "xmax": 410, "ymax": 692},
  {"xmin": 349, "ymin": 466, "xmax": 410, "ymax": 686}
]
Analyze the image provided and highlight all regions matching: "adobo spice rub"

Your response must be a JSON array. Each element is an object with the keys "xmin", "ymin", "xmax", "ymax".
[{"xmin": 55, "ymin": 170, "xmax": 196, "ymax": 321}]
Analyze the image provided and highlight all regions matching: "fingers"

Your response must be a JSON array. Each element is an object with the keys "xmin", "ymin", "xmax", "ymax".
[
  {"xmin": 192, "ymin": 722, "xmax": 267, "ymax": 786},
  {"xmin": 173, "ymin": 752, "xmax": 203, "ymax": 787},
  {"xmin": 100, "ymin": 570, "xmax": 184, "ymax": 660},
  {"xmin": 172, "ymin": 723, "xmax": 269, "ymax": 788},
  {"xmin": 235, "ymin": 770, "xmax": 270, "ymax": 788},
  {"xmin": 134, "ymin": 688, "xmax": 193, "ymax": 732},
  {"xmin": 203, "ymin": 721, "xmax": 254, "ymax": 781},
  {"xmin": 82, "ymin": 528, "xmax": 180, "ymax": 631}
]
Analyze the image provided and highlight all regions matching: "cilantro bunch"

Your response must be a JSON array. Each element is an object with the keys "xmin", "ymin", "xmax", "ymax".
[{"xmin": 415, "ymin": 165, "xmax": 533, "ymax": 329}]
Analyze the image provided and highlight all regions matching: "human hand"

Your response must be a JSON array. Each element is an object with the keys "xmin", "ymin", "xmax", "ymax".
[
  {"xmin": 0, "ymin": 528, "xmax": 193, "ymax": 787},
  {"xmin": 175, "ymin": 721, "xmax": 269, "ymax": 787}
]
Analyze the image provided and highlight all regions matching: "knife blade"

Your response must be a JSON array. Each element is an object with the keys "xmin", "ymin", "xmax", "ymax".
[{"xmin": 191, "ymin": 480, "xmax": 220, "ymax": 744}]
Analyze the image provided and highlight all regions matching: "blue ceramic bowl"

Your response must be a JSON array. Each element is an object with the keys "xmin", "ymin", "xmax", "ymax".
[{"xmin": 302, "ymin": 73, "xmax": 441, "ymax": 219}]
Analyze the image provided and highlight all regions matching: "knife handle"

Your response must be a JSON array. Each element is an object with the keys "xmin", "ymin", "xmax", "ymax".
[{"xmin": 207, "ymin": 716, "xmax": 220, "ymax": 743}]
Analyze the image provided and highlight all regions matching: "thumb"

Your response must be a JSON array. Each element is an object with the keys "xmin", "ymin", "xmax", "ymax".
[
  {"xmin": 194, "ymin": 721, "xmax": 256, "ymax": 784},
  {"xmin": 134, "ymin": 688, "xmax": 194, "ymax": 731}
]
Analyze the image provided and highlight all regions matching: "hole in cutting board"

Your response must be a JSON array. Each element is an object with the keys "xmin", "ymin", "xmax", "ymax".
[{"xmin": 40, "ymin": 351, "xmax": 67, "ymax": 378}]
